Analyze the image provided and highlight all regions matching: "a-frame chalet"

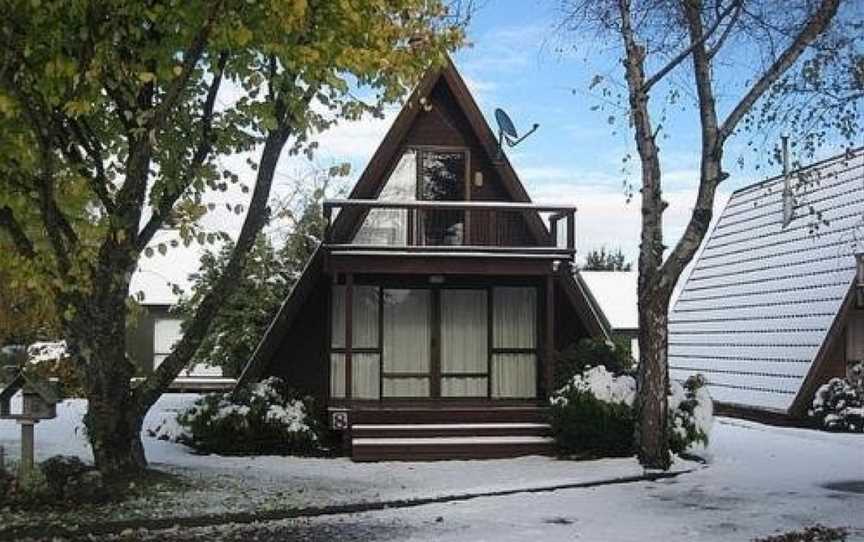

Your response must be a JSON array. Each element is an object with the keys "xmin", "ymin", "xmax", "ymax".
[{"xmin": 236, "ymin": 58, "xmax": 609, "ymax": 461}]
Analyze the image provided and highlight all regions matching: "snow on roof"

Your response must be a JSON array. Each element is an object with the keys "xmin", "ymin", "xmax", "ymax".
[
  {"xmin": 669, "ymin": 148, "xmax": 864, "ymax": 413},
  {"xmin": 129, "ymin": 230, "xmax": 211, "ymax": 306},
  {"xmin": 579, "ymin": 271, "xmax": 638, "ymax": 331}
]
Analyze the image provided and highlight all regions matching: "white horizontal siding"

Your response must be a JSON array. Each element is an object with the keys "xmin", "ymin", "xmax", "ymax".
[{"xmin": 669, "ymin": 148, "xmax": 863, "ymax": 413}]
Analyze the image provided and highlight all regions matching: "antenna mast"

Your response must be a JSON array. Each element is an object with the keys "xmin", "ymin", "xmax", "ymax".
[{"xmin": 781, "ymin": 135, "xmax": 795, "ymax": 228}]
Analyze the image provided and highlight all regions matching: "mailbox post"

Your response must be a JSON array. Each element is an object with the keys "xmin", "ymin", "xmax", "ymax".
[{"xmin": 0, "ymin": 367, "xmax": 60, "ymax": 477}]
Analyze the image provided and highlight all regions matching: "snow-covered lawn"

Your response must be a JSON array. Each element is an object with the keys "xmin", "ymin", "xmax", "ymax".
[
  {"xmin": 0, "ymin": 394, "xmax": 685, "ymax": 530},
  {"xmin": 1, "ymin": 394, "xmax": 862, "ymax": 541}
]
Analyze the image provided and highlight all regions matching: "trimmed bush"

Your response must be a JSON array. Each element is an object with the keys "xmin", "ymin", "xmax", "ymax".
[
  {"xmin": 168, "ymin": 377, "xmax": 324, "ymax": 455},
  {"xmin": 549, "ymin": 366, "xmax": 713, "ymax": 458},
  {"xmin": 810, "ymin": 372, "xmax": 864, "ymax": 433},
  {"xmin": 554, "ymin": 337, "xmax": 633, "ymax": 390},
  {"xmin": 669, "ymin": 375, "xmax": 713, "ymax": 454}
]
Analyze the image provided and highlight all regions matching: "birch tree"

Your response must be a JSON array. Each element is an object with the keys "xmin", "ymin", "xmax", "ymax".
[
  {"xmin": 0, "ymin": 0, "xmax": 466, "ymax": 477},
  {"xmin": 559, "ymin": 0, "xmax": 858, "ymax": 469}
]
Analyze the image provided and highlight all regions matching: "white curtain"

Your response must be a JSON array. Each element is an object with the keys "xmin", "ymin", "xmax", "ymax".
[
  {"xmin": 442, "ymin": 377, "xmax": 487, "ymax": 397},
  {"xmin": 383, "ymin": 377, "xmax": 429, "ymax": 397},
  {"xmin": 492, "ymin": 353, "xmax": 536, "ymax": 398},
  {"xmin": 330, "ymin": 353, "xmax": 380, "ymax": 399},
  {"xmin": 354, "ymin": 150, "xmax": 417, "ymax": 245},
  {"xmin": 382, "ymin": 289, "xmax": 430, "ymax": 374},
  {"xmin": 492, "ymin": 287, "xmax": 538, "ymax": 398},
  {"xmin": 382, "ymin": 289, "xmax": 430, "ymax": 397},
  {"xmin": 330, "ymin": 353, "xmax": 346, "ymax": 398},
  {"xmin": 441, "ymin": 290, "xmax": 487, "ymax": 374},
  {"xmin": 331, "ymin": 285, "xmax": 379, "ymax": 349},
  {"xmin": 153, "ymin": 318, "xmax": 183, "ymax": 368},
  {"xmin": 493, "ymin": 287, "xmax": 537, "ymax": 349}
]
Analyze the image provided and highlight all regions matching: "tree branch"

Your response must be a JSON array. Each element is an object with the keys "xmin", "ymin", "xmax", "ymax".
[
  {"xmin": 136, "ymin": 51, "xmax": 229, "ymax": 251},
  {"xmin": 657, "ymin": 0, "xmax": 725, "ymax": 288},
  {"xmin": 0, "ymin": 205, "xmax": 36, "ymax": 259},
  {"xmin": 707, "ymin": 0, "xmax": 743, "ymax": 60},
  {"xmin": 643, "ymin": 0, "xmax": 740, "ymax": 91},
  {"xmin": 149, "ymin": 2, "xmax": 225, "ymax": 134},
  {"xmin": 718, "ymin": 0, "xmax": 841, "ymax": 143}
]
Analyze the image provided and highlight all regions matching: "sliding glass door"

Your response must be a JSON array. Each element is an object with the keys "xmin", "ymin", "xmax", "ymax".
[
  {"xmin": 382, "ymin": 289, "xmax": 432, "ymax": 397},
  {"xmin": 440, "ymin": 290, "xmax": 488, "ymax": 397},
  {"xmin": 330, "ymin": 284, "xmax": 538, "ymax": 400}
]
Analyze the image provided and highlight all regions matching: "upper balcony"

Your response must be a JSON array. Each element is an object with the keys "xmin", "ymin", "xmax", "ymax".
[{"xmin": 322, "ymin": 199, "xmax": 576, "ymax": 264}]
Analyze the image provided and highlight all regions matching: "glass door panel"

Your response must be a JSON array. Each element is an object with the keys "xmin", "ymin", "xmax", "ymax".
[
  {"xmin": 419, "ymin": 151, "xmax": 466, "ymax": 245},
  {"xmin": 382, "ymin": 289, "xmax": 432, "ymax": 397},
  {"xmin": 440, "ymin": 289, "xmax": 488, "ymax": 397}
]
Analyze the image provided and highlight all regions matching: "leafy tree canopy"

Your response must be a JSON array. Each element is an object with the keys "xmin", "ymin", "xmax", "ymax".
[{"xmin": 581, "ymin": 246, "xmax": 632, "ymax": 271}]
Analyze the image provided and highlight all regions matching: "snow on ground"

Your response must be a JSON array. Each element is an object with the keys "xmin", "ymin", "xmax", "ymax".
[
  {"xmin": 0, "ymin": 394, "xmax": 673, "ymax": 530},
  {"xmin": 1, "ymin": 395, "xmax": 862, "ymax": 541}
]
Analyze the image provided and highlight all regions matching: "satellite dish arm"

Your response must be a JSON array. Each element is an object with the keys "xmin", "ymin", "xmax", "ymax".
[{"xmin": 505, "ymin": 123, "xmax": 540, "ymax": 147}]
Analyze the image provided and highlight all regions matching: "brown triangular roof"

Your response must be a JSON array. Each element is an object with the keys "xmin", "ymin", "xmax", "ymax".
[{"xmin": 330, "ymin": 55, "xmax": 550, "ymax": 244}]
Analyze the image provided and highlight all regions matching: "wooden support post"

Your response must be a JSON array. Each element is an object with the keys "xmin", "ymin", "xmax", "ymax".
[
  {"xmin": 19, "ymin": 421, "xmax": 34, "ymax": 478},
  {"xmin": 544, "ymin": 274, "xmax": 556, "ymax": 397},
  {"xmin": 550, "ymin": 218, "xmax": 558, "ymax": 248},
  {"xmin": 566, "ymin": 212, "xmax": 575, "ymax": 251},
  {"xmin": 345, "ymin": 273, "xmax": 354, "ymax": 400}
]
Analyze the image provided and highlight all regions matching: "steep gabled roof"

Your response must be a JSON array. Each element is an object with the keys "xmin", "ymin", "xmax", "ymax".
[
  {"xmin": 669, "ymin": 147, "xmax": 864, "ymax": 414},
  {"xmin": 330, "ymin": 55, "xmax": 550, "ymax": 244}
]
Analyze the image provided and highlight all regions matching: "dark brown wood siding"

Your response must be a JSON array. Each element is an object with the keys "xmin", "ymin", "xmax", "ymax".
[
  {"xmin": 267, "ymin": 276, "xmax": 330, "ymax": 408},
  {"xmin": 339, "ymin": 77, "xmax": 537, "ymax": 247}
]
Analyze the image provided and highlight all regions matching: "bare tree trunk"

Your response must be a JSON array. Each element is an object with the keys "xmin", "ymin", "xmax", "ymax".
[{"xmin": 636, "ymin": 293, "xmax": 671, "ymax": 470}]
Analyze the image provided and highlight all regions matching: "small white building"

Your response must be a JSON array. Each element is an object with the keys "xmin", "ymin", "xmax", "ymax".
[
  {"xmin": 579, "ymin": 270, "xmax": 639, "ymax": 360},
  {"xmin": 128, "ymin": 230, "xmax": 231, "ymax": 389}
]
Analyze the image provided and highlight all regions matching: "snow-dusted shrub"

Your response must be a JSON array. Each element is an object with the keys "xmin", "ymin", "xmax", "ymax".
[
  {"xmin": 668, "ymin": 375, "xmax": 713, "ymax": 453},
  {"xmin": 553, "ymin": 338, "xmax": 633, "ymax": 390},
  {"xmin": 550, "ymin": 366, "xmax": 713, "ymax": 458},
  {"xmin": 810, "ymin": 376, "xmax": 864, "ymax": 433},
  {"xmin": 173, "ymin": 377, "xmax": 323, "ymax": 455},
  {"xmin": 549, "ymin": 366, "xmax": 637, "ymax": 458}
]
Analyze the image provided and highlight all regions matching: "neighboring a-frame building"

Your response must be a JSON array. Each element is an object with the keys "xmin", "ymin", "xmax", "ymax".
[
  {"xmin": 236, "ymin": 58, "xmax": 609, "ymax": 460},
  {"xmin": 670, "ymin": 148, "xmax": 864, "ymax": 421}
]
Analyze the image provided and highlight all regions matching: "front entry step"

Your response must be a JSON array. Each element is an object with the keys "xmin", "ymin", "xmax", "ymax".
[
  {"xmin": 352, "ymin": 422, "xmax": 549, "ymax": 438},
  {"xmin": 352, "ymin": 434, "xmax": 554, "ymax": 461},
  {"xmin": 348, "ymin": 406, "xmax": 554, "ymax": 461}
]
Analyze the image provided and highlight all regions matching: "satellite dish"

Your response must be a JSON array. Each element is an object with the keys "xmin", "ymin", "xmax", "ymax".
[{"xmin": 494, "ymin": 108, "xmax": 539, "ymax": 159}]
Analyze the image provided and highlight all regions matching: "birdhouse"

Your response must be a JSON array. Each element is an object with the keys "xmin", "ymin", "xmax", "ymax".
[{"xmin": 0, "ymin": 367, "xmax": 60, "ymax": 421}]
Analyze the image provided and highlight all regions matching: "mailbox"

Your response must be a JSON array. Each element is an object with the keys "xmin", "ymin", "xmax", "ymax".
[{"xmin": 0, "ymin": 367, "xmax": 60, "ymax": 421}]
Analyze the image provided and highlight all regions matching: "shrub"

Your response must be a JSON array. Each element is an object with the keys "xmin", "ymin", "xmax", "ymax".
[
  {"xmin": 554, "ymin": 337, "xmax": 633, "ymax": 390},
  {"xmin": 549, "ymin": 366, "xmax": 713, "ymax": 458},
  {"xmin": 668, "ymin": 375, "xmax": 713, "ymax": 454},
  {"xmin": 167, "ymin": 377, "xmax": 324, "ymax": 455},
  {"xmin": 753, "ymin": 524, "xmax": 848, "ymax": 542},
  {"xmin": 810, "ymin": 373, "xmax": 864, "ymax": 433}
]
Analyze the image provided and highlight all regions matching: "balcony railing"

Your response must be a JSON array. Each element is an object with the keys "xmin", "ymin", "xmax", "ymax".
[{"xmin": 323, "ymin": 199, "xmax": 576, "ymax": 258}]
